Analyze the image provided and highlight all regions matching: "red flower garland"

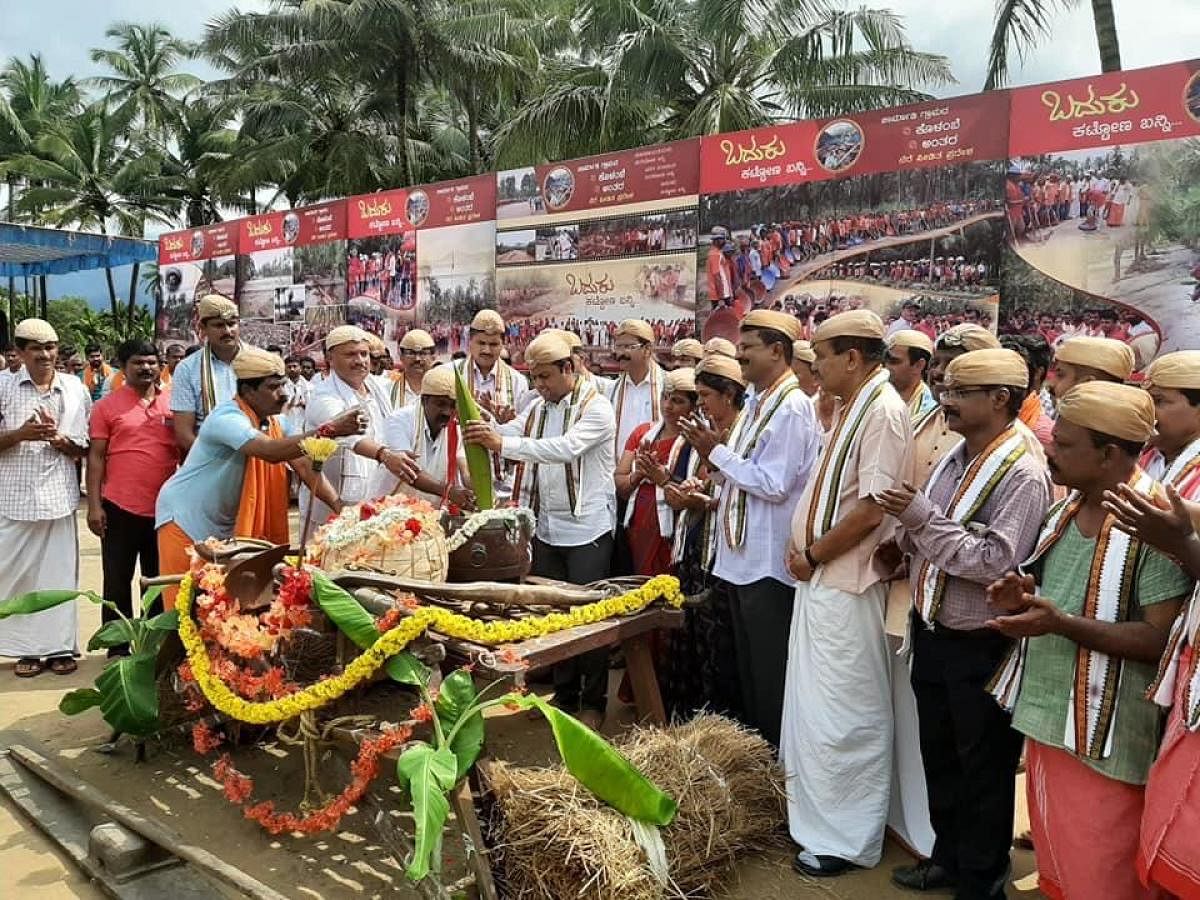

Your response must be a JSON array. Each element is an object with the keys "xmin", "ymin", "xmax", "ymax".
[{"xmin": 211, "ymin": 725, "xmax": 413, "ymax": 835}]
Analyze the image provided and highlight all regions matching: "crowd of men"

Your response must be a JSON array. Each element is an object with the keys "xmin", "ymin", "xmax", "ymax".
[
  {"xmin": 2, "ymin": 292, "xmax": 1199, "ymax": 899},
  {"xmin": 1006, "ymin": 167, "xmax": 1145, "ymax": 242}
]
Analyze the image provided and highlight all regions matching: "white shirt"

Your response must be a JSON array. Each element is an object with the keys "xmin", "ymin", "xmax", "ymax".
[
  {"xmin": 499, "ymin": 385, "xmax": 617, "ymax": 546},
  {"xmin": 370, "ymin": 404, "xmax": 466, "ymax": 503},
  {"xmin": 281, "ymin": 375, "xmax": 312, "ymax": 436},
  {"xmin": 886, "ymin": 315, "xmax": 914, "ymax": 337},
  {"xmin": 457, "ymin": 359, "xmax": 530, "ymax": 412},
  {"xmin": 709, "ymin": 380, "xmax": 821, "ymax": 586},
  {"xmin": 302, "ymin": 371, "xmax": 392, "ymax": 521},
  {"xmin": 605, "ymin": 364, "xmax": 664, "ymax": 454}
]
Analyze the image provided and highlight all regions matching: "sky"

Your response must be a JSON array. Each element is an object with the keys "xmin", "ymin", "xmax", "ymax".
[{"xmin": 2, "ymin": 0, "xmax": 1196, "ymax": 306}]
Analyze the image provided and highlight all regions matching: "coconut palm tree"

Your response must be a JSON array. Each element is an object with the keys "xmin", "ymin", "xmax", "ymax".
[
  {"xmin": 149, "ymin": 98, "xmax": 240, "ymax": 226},
  {"xmin": 493, "ymin": 0, "xmax": 954, "ymax": 165},
  {"xmin": 984, "ymin": 0, "xmax": 1121, "ymax": 91},
  {"xmin": 0, "ymin": 101, "xmax": 175, "ymax": 319},
  {"xmin": 88, "ymin": 22, "xmax": 201, "ymax": 137}
]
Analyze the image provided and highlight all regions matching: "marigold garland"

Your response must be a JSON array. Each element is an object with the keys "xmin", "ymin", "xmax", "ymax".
[{"xmin": 176, "ymin": 571, "xmax": 684, "ymax": 725}]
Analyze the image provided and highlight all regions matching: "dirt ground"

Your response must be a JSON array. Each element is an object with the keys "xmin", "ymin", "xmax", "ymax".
[{"xmin": 1, "ymin": 509, "xmax": 1042, "ymax": 899}]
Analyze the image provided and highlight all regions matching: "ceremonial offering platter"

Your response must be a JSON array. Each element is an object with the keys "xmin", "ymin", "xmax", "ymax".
[
  {"xmin": 445, "ymin": 507, "xmax": 535, "ymax": 582},
  {"xmin": 308, "ymin": 494, "xmax": 448, "ymax": 580}
]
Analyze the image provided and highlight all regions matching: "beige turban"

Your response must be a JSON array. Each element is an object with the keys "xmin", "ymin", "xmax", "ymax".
[
  {"xmin": 1145, "ymin": 351, "xmax": 1200, "ymax": 390},
  {"xmin": 703, "ymin": 337, "xmax": 737, "ymax": 359},
  {"xmin": 665, "ymin": 367, "xmax": 697, "ymax": 394},
  {"xmin": 469, "ymin": 309, "xmax": 505, "ymax": 335},
  {"xmin": 944, "ymin": 349, "xmax": 1030, "ymax": 389},
  {"xmin": 13, "ymin": 318, "xmax": 58, "ymax": 343},
  {"xmin": 742, "ymin": 309, "xmax": 803, "ymax": 342},
  {"xmin": 559, "ymin": 330, "xmax": 584, "ymax": 350},
  {"xmin": 399, "ymin": 329, "xmax": 434, "ymax": 351},
  {"xmin": 813, "ymin": 309, "xmax": 886, "ymax": 343},
  {"xmin": 792, "ymin": 340, "xmax": 816, "ymax": 364},
  {"xmin": 671, "ymin": 338, "xmax": 704, "ymax": 362},
  {"xmin": 420, "ymin": 365, "xmax": 456, "ymax": 398},
  {"xmin": 197, "ymin": 294, "xmax": 238, "ymax": 322},
  {"xmin": 232, "ymin": 345, "xmax": 285, "ymax": 380},
  {"xmin": 937, "ymin": 323, "xmax": 1000, "ymax": 352},
  {"xmin": 888, "ymin": 329, "xmax": 934, "ymax": 356},
  {"xmin": 366, "ymin": 334, "xmax": 387, "ymax": 354},
  {"xmin": 325, "ymin": 324, "xmax": 372, "ymax": 350},
  {"xmin": 1055, "ymin": 337, "xmax": 1134, "ymax": 381},
  {"xmin": 615, "ymin": 319, "xmax": 654, "ymax": 343},
  {"xmin": 524, "ymin": 332, "xmax": 572, "ymax": 367},
  {"xmin": 1057, "ymin": 382, "xmax": 1155, "ymax": 443},
  {"xmin": 696, "ymin": 354, "xmax": 746, "ymax": 386}
]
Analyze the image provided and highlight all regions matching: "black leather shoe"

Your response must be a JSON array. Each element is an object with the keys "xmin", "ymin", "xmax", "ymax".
[
  {"xmin": 891, "ymin": 859, "xmax": 957, "ymax": 891},
  {"xmin": 793, "ymin": 851, "xmax": 857, "ymax": 877}
]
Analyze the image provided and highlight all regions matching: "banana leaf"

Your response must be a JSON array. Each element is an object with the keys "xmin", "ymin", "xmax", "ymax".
[
  {"xmin": 94, "ymin": 652, "xmax": 160, "ymax": 736},
  {"xmin": 517, "ymin": 694, "xmax": 676, "ymax": 826},
  {"xmin": 311, "ymin": 570, "xmax": 429, "ymax": 686},
  {"xmin": 59, "ymin": 688, "xmax": 103, "ymax": 716},
  {"xmin": 453, "ymin": 365, "xmax": 494, "ymax": 510},
  {"xmin": 395, "ymin": 742, "xmax": 457, "ymax": 881},
  {"xmin": 86, "ymin": 619, "xmax": 138, "ymax": 652},
  {"xmin": 435, "ymin": 669, "xmax": 484, "ymax": 781},
  {"xmin": 0, "ymin": 590, "xmax": 101, "ymax": 618}
]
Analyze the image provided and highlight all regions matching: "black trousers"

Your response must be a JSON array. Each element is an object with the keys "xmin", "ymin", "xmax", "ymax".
[
  {"xmin": 911, "ymin": 620, "xmax": 1023, "ymax": 900},
  {"xmin": 101, "ymin": 500, "xmax": 160, "ymax": 628},
  {"xmin": 727, "ymin": 576, "xmax": 794, "ymax": 747},
  {"xmin": 532, "ymin": 533, "xmax": 613, "ymax": 713}
]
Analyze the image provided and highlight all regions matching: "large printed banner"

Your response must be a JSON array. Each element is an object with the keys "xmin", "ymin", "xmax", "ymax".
[
  {"xmin": 156, "ymin": 221, "xmax": 238, "ymax": 343},
  {"xmin": 236, "ymin": 201, "xmax": 347, "ymax": 352},
  {"xmin": 495, "ymin": 139, "xmax": 700, "ymax": 362},
  {"xmin": 159, "ymin": 58, "xmax": 1200, "ymax": 371},
  {"xmin": 346, "ymin": 174, "xmax": 496, "ymax": 353},
  {"xmin": 1004, "ymin": 60, "xmax": 1200, "ymax": 365},
  {"xmin": 697, "ymin": 94, "xmax": 1012, "ymax": 342}
]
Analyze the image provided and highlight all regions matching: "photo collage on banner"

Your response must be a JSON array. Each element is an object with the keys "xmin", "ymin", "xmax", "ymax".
[
  {"xmin": 346, "ymin": 174, "xmax": 496, "ymax": 355},
  {"xmin": 236, "ymin": 201, "xmax": 347, "ymax": 357},
  {"xmin": 1003, "ymin": 60, "xmax": 1200, "ymax": 368},
  {"xmin": 696, "ymin": 92, "xmax": 1011, "ymax": 343},
  {"xmin": 156, "ymin": 221, "xmax": 238, "ymax": 344},
  {"xmin": 494, "ymin": 139, "xmax": 700, "ymax": 370}
]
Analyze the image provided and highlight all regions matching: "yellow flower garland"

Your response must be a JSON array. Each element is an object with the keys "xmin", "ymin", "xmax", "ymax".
[{"xmin": 176, "ymin": 572, "xmax": 684, "ymax": 725}]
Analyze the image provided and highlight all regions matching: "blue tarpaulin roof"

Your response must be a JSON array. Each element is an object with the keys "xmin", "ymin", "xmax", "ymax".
[{"xmin": 0, "ymin": 222, "xmax": 156, "ymax": 277}]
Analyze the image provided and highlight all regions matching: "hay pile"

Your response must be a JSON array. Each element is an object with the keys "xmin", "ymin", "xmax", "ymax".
[{"xmin": 483, "ymin": 714, "xmax": 785, "ymax": 899}]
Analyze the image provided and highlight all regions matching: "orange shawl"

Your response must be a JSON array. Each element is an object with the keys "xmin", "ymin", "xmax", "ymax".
[
  {"xmin": 233, "ymin": 397, "xmax": 290, "ymax": 545},
  {"xmin": 1018, "ymin": 391, "xmax": 1043, "ymax": 430}
]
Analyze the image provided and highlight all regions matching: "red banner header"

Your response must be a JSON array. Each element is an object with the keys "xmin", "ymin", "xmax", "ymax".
[
  {"xmin": 157, "ymin": 221, "xmax": 238, "ymax": 264},
  {"xmin": 1008, "ymin": 59, "xmax": 1200, "ymax": 157},
  {"xmin": 347, "ymin": 174, "xmax": 495, "ymax": 239},
  {"xmin": 237, "ymin": 201, "xmax": 347, "ymax": 253}
]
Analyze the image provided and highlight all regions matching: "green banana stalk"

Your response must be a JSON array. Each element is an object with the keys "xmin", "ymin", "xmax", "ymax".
[{"xmin": 453, "ymin": 365, "xmax": 495, "ymax": 510}]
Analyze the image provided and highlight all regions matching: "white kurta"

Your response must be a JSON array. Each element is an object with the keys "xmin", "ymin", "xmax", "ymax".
[
  {"xmin": 781, "ymin": 581, "xmax": 893, "ymax": 867},
  {"xmin": 0, "ymin": 515, "xmax": 79, "ymax": 658}
]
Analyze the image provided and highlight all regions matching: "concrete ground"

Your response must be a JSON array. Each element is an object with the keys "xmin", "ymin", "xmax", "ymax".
[{"xmin": 1, "ymin": 508, "xmax": 1042, "ymax": 898}]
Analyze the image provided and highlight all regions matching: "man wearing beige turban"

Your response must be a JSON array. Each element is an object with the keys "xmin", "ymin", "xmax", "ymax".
[
  {"xmin": 986, "ymin": 382, "xmax": 1193, "ymax": 900},
  {"xmin": 667, "ymin": 338, "xmax": 704, "ymax": 371},
  {"xmin": 1139, "ymin": 351, "xmax": 1200, "ymax": 496},
  {"xmin": 455, "ymin": 309, "xmax": 529, "ymax": 420},
  {"xmin": 1047, "ymin": 335, "xmax": 1133, "ymax": 402},
  {"xmin": 679, "ymin": 309, "xmax": 820, "ymax": 748},
  {"xmin": 875, "ymin": 349, "xmax": 1051, "ymax": 895},
  {"xmin": 171, "ymin": 294, "xmax": 241, "ymax": 452},
  {"xmin": 781, "ymin": 309, "xmax": 912, "ymax": 876},
  {"xmin": 391, "ymin": 329, "xmax": 437, "ymax": 410},
  {"xmin": 156, "ymin": 347, "xmax": 369, "ymax": 607},
  {"xmin": 0, "ymin": 319, "xmax": 90, "ymax": 676},
  {"xmin": 303, "ymin": 325, "xmax": 419, "ymax": 524},
  {"xmin": 370, "ymin": 365, "xmax": 473, "ymax": 509},
  {"xmin": 465, "ymin": 331, "xmax": 617, "ymax": 728},
  {"xmin": 606, "ymin": 319, "xmax": 666, "ymax": 455},
  {"xmin": 790, "ymin": 340, "xmax": 819, "ymax": 396}
]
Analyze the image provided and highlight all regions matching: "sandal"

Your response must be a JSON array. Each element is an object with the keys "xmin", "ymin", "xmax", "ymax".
[
  {"xmin": 47, "ymin": 656, "xmax": 78, "ymax": 675},
  {"xmin": 14, "ymin": 658, "xmax": 45, "ymax": 678}
]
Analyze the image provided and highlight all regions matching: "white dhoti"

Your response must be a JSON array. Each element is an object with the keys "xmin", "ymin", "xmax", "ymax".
[
  {"xmin": 781, "ymin": 580, "xmax": 893, "ymax": 867},
  {"xmin": 887, "ymin": 633, "xmax": 935, "ymax": 857},
  {"xmin": 0, "ymin": 514, "xmax": 80, "ymax": 659}
]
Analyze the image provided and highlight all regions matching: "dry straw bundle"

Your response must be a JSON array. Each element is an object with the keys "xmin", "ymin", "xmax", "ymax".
[{"xmin": 484, "ymin": 714, "xmax": 785, "ymax": 899}]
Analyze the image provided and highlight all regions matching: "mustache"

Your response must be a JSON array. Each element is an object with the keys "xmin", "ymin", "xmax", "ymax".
[{"xmin": 616, "ymin": 354, "xmax": 631, "ymax": 362}]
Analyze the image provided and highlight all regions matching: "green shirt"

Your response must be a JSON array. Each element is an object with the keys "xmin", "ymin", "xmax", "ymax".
[{"xmin": 1012, "ymin": 520, "xmax": 1194, "ymax": 784}]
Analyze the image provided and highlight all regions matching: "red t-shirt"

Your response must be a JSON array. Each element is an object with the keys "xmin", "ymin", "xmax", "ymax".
[{"xmin": 89, "ymin": 385, "xmax": 179, "ymax": 518}]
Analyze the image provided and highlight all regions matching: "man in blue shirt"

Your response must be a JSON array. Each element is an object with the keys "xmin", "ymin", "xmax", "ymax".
[{"xmin": 171, "ymin": 294, "xmax": 240, "ymax": 452}]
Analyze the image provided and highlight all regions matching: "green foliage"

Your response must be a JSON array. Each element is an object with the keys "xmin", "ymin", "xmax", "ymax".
[
  {"xmin": 395, "ymin": 743, "xmax": 458, "ymax": 880},
  {"xmin": 435, "ymin": 669, "xmax": 485, "ymax": 780},
  {"xmin": 95, "ymin": 652, "xmax": 160, "ymax": 737},
  {"xmin": 0, "ymin": 589, "xmax": 101, "ymax": 618},
  {"xmin": 59, "ymin": 688, "xmax": 103, "ymax": 716},
  {"xmin": 454, "ymin": 365, "xmax": 495, "ymax": 509}
]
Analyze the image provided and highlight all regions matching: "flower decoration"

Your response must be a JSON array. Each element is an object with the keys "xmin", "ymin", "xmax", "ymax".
[{"xmin": 299, "ymin": 436, "xmax": 338, "ymax": 472}]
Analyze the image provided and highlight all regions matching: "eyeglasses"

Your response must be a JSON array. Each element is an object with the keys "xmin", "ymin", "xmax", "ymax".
[
  {"xmin": 402, "ymin": 349, "xmax": 434, "ymax": 358},
  {"xmin": 614, "ymin": 342, "xmax": 647, "ymax": 352},
  {"xmin": 939, "ymin": 387, "xmax": 993, "ymax": 402}
]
